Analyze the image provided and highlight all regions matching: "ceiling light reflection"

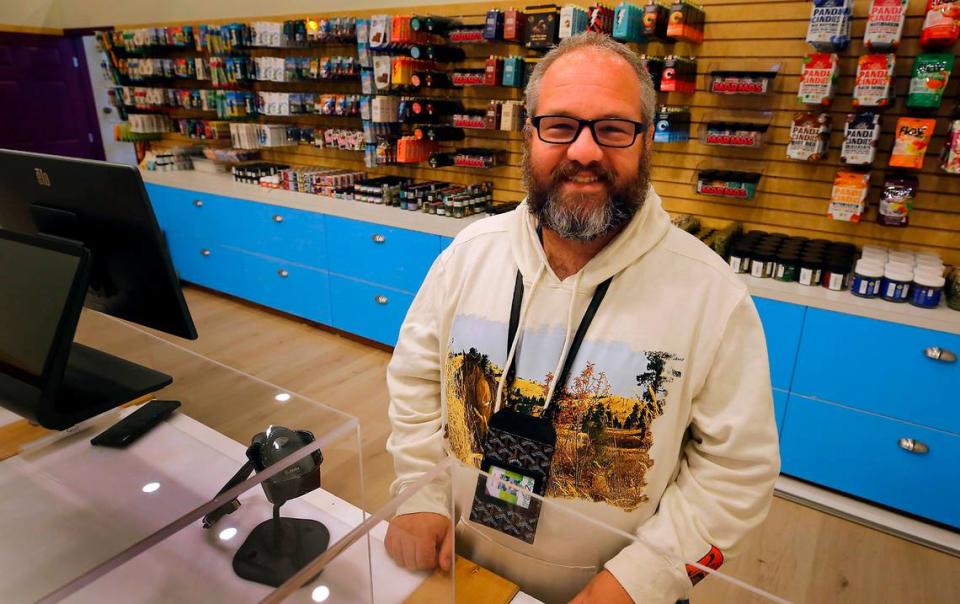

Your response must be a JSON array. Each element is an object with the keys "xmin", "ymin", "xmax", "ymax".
[
  {"xmin": 141, "ymin": 482, "xmax": 160, "ymax": 493},
  {"xmin": 274, "ymin": 393, "xmax": 291, "ymax": 403},
  {"xmin": 218, "ymin": 527, "xmax": 238, "ymax": 541},
  {"xmin": 311, "ymin": 586, "xmax": 330, "ymax": 602}
]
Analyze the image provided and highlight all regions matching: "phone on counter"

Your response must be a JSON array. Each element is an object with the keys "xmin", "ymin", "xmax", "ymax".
[{"xmin": 91, "ymin": 400, "xmax": 181, "ymax": 448}]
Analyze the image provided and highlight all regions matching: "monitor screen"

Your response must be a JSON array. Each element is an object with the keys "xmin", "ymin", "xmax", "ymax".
[{"xmin": 0, "ymin": 233, "xmax": 83, "ymax": 383}]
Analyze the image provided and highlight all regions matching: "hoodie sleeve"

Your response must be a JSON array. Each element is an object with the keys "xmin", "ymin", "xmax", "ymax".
[
  {"xmin": 385, "ymin": 256, "xmax": 451, "ymax": 518},
  {"xmin": 604, "ymin": 292, "xmax": 780, "ymax": 603}
]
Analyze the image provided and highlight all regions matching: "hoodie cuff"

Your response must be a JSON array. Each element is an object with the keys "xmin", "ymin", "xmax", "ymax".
[
  {"xmin": 604, "ymin": 539, "xmax": 691, "ymax": 604},
  {"xmin": 394, "ymin": 481, "xmax": 451, "ymax": 519}
]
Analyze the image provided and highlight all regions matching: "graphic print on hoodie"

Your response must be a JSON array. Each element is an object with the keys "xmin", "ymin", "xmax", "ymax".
[{"xmin": 445, "ymin": 315, "xmax": 683, "ymax": 512}]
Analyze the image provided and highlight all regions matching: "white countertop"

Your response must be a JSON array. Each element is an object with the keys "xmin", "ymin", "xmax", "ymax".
[{"xmin": 141, "ymin": 170, "xmax": 960, "ymax": 336}]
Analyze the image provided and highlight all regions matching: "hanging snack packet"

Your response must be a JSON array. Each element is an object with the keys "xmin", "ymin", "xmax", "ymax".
[
  {"xmin": 787, "ymin": 112, "xmax": 831, "ymax": 161},
  {"xmin": 798, "ymin": 53, "xmax": 839, "ymax": 106},
  {"xmin": 890, "ymin": 117, "xmax": 936, "ymax": 169},
  {"xmin": 865, "ymin": 0, "xmax": 909, "ymax": 50},
  {"xmin": 806, "ymin": 0, "xmax": 852, "ymax": 51},
  {"xmin": 906, "ymin": 53, "xmax": 954, "ymax": 108},
  {"xmin": 940, "ymin": 119, "xmax": 960, "ymax": 173},
  {"xmin": 841, "ymin": 112, "xmax": 881, "ymax": 165},
  {"xmin": 920, "ymin": 0, "xmax": 960, "ymax": 47},
  {"xmin": 828, "ymin": 169, "xmax": 871, "ymax": 223},
  {"xmin": 877, "ymin": 174, "xmax": 919, "ymax": 227},
  {"xmin": 853, "ymin": 54, "xmax": 895, "ymax": 108}
]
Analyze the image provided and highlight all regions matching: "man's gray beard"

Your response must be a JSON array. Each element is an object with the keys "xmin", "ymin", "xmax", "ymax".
[{"xmin": 522, "ymin": 146, "xmax": 651, "ymax": 242}]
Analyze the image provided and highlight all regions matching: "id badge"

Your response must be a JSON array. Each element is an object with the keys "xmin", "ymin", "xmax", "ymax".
[{"xmin": 468, "ymin": 408, "xmax": 556, "ymax": 544}]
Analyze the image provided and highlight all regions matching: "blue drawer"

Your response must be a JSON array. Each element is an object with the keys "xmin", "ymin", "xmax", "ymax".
[
  {"xmin": 146, "ymin": 185, "xmax": 327, "ymax": 269},
  {"xmin": 781, "ymin": 395, "xmax": 960, "ymax": 529},
  {"xmin": 752, "ymin": 297, "xmax": 805, "ymax": 391},
  {"xmin": 773, "ymin": 388, "xmax": 788, "ymax": 435},
  {"xmin": 792, "ymin": 309, "xmax": 960, "ymax": 434},
  {"xmin": 326, "ymin": 216, "xmax": 439, "ymax": 293},
  {"xmin": 329, "ymin": 275, "xmax": 414, "ymax": 346},
  {"xmin": 236, "ymin": 251, "xmax": 331, "ymax": 325},
  {"xmin": 163, "ymin": 232, "xmax": 250, "ymax": 299}
]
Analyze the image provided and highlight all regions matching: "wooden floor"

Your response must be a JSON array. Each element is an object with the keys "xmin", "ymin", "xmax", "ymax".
[{"xmin": 159, "ymin": 287, "xmax": 959, "ymax": 604}]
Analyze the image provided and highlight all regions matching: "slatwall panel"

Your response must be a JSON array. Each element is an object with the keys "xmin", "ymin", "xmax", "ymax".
[{"xmin": 144, "ymin": 0, "xmax": 960, "ymax": 263}]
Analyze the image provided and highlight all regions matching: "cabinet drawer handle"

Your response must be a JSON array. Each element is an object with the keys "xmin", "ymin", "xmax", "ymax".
[
  {"xmin": 201, "ymin": 249, "xmax": 211, "ymax": 257},
  {"xmin": 898, "ymin": 438, "xmax": 929, "ymax": 455},
  {"xmin": 273, "ymin": 214, "xmax": 284, "ymax": 223},
  {"xmin": 193, "ymin": 199, "xmax": 203, "ymax": 208},
  {"xmin": 924, "ymin": 347, "xmax": 956, "ymax": 363},
  {"xmin": 278, "ymin": 269, "xmax": 289, "ymax": 278},
  {"xmin": 375, "ymin": 295, "xmax": 388, "ymax": 305},
  {"xmin": 372, "ymin": 234, "xmax": 386, "ymax": 244}
]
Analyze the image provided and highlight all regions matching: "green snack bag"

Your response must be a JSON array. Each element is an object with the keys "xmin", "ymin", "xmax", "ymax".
[{"xmin": 907, "ymin": 53, "xmax": 954, "ymax": 109}]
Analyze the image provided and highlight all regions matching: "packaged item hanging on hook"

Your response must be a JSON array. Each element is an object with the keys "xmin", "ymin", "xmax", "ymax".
[
  {"xmin": 787, "ymin": 112, "xmax": 831, "ymax": 161},
  {"xmin": 877, "ymin": 174, "xmax": 918, "ymax": 227},
  {"xmin": 939, "ymin": 115, "xmax": 960, "ymax": 173},
  {"xmin": 890, "ymin": 117, "xmax": 936, "ymax": 169},
  {"xmin": 806, "ymin": 0, "xmax": 853, "ymax": 51},
  {"xmin": 852, "ymin": 54, "xmax": 895, "ymax": 108},
  {"xmin": 841, "ymin": 112, "xmax": 881, "ymax": 166},
  {"xmin": 798, "ymin": 53, "xmax": 839, "ymax": 106},
  {"xmin": 906, "ymin": 53, "xmax": 954, "ymax": 109},
  {"xmin": 865, "ymin": 0, "xmax": 909, "ymax": 50},
  {"xmin": 828, "ymin": 169, "xmax": 871, "ymax": 222},
  {"xmin": 920, "ymin": 0, "xmax": 960, "ymax": 48}
]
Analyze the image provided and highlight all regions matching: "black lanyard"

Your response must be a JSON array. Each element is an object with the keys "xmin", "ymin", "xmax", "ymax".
[{"xmin": 504, "ymin": 269, "xmax": 613, "ymax": 410}]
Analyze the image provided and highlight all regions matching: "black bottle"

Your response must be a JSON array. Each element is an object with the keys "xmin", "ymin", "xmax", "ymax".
[{"xmin": 410, "ymin": 45, "xmax": 466, "ymax": 62}]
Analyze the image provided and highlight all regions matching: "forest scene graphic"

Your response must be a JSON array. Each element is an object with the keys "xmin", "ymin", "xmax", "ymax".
[{"xmin": 445, "ymin": 319, "xmax": 683, "ymax": 512}]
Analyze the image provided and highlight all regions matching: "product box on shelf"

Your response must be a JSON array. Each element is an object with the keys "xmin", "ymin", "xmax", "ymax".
[{"xmin": 524, "ymin": 4, "xmax": 561, "ymax": 49}]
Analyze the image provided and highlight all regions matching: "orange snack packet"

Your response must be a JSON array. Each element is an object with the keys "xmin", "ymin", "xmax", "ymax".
[{"xmin": 889, "ymin": 117, "xmax": 936, "ymax": 169}]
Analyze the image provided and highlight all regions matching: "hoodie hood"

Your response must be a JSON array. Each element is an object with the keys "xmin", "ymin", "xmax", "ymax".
[{"xmin": 509, "ymin": 184, "xmax": 673, "ymax": 290}]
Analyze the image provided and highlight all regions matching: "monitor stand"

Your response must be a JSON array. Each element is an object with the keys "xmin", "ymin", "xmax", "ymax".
[{"xmin": 42, "ymin": 342, "xmax": 172, "ymax": 429}]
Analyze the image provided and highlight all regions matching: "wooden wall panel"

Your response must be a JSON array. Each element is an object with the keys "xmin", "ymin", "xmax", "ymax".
[{"xmin": 148, "ymin": 0, "xmax": 960, "ymax": 264}]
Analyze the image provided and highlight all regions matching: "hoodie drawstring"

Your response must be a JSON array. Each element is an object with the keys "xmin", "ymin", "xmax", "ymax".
[
  {"xmin": 543, "ymin": 270, "xmax": 583, "ymax": 412},
  {"xmin": 493, "ymin": 264, "xmax": 546, "ymax": 414}
]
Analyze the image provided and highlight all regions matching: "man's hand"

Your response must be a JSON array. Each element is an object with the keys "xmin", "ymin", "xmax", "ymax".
[
  {"xmin": 384, "ymin": 512, "xmax": 453, "ymax": 572},
  {"xmin": 569, "ymin": 570, "xmax": 633, "ymax": 604}
]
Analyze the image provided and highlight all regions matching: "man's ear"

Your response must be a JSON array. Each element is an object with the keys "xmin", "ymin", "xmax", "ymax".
[{"xmin": 523, "ymin": 117, "xmax": 533, "ymax": 141}]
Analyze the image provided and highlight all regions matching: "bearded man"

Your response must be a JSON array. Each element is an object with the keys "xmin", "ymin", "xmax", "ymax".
[{"xmin": 383, "ymin": 32, "xmax": 780, "ymax": 604}]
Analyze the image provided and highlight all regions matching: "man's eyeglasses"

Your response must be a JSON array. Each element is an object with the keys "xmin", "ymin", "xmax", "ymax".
[{"xmin": 529, "ymin": 115, "xmax": 647, "ymax": 148}]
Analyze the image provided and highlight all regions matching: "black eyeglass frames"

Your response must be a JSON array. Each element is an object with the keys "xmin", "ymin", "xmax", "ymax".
[{"xmin": 529, "ymin": 115, "xmax": 647, "ymax": 148}]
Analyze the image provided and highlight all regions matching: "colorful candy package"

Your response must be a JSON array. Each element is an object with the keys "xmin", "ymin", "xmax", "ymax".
[
  {"xmin": 906, "ymin": 53, "xmax": 954, "ymax": 108},
  {"xmin": 877, "ymin": 174, "xmax": 918, "ymax": 227},
  {"xmin": 787, "ymin": 112, "xmax": 831, "ymax": 161},
  {"xmin": 828, "ymin": 169, "xmax": 871, "ymax": 223},
  {"xmin": 853, "ymin": 54, "xmax": 895, "ymax": 108},
  {"xmin": 806, "ymin": 0, "xmax": 853, "ymax": 51},
  {"xmin": 798, "ymin": 53, "xmax": 839, "ymax": 106},
  {"xmin": 865, "ymin": 0, "xmax": 909, "ymax": 50},
  {"xmin": 841, "ymin": 112, "xmax": 881, "ymax": 166},
  {"xmin": 920, "ymin": 0, "xmax": 960, "ymax": 47},
  {"xmin": 890, "ymin": 117, "xmax": 936, "ymax": 169},
  {"xmin": 940, "ymin": 119, "xmax": 960, "ymax": 173}
]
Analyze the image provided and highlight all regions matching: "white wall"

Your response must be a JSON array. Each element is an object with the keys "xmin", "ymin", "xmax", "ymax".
[{"xmin": 57, "ymin": 0, "xmax": 459, "ymax": 28}]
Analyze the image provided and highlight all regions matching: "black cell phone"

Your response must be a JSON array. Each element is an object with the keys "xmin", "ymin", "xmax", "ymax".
[{"xmin": 91, "ymin": 400, "xmax": 181, "ymax": 448}]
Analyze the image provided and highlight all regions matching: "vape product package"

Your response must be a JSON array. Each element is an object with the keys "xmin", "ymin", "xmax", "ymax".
[
  {"xmin": 667, "ymin": 0, "xmax": 705, "ymax": 43},
  {"xmin": 613, "ymin": 2, "xmax": 646, "ymax": 42},
  {"xmin": 643, "ymin": 1, "xmax": 672, "ymax": 41},
  {"xmin": 653, "ymin": 105, "xmax": 691, "ymax": 143},
  {"xmin": 841, "ymin": 112, "xmax": 881, "ymax": 165},
  {"xmin": 806, "ymin": 0, "xmax": 853, "ymax": 51},
  {"xmin": 828, "ymin": 169, "xmax": 871, "ymax": 222},
  {"xmin": 890, "ymin": 117, "xmax": 936, "ymax": 169},
  {"xmin": 877, "ymin": 174, "xmax": 918, "ymax": 226},
  {"xmin": 798, "ymin": 53, "xmax": 839, "ymax": 106},
  {"xmin": 504, "ymin": 9, "xmax": 526, "ymax": 41},
  {"xmin": 907, "ymin": 53, "xmax": 954, "ymax": 108},
  {"xmin": 787, "ymin": 112, "xmax": 831, "ymax": 161},
  {"xmin": 559, "ymin": 5, "xmax": 588, "ymax": 39},
  {"xmin": 852, "ymin": 54, "xmax": 895, "ymax": 108},
  {"xmin": 864, "ymin": 0, "xmax": 908, "ymax": 50},
  {"xmin": 525, "ymin": 5, "xmax": 561, "ymax": 49}
]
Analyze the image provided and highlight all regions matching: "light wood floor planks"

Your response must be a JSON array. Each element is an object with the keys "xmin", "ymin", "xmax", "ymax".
[{"xmin": 155, "ymin": 286, "xmax": 959, "ymax": 604}]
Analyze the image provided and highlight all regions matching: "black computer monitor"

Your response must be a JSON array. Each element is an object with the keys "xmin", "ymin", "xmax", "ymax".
[
  {"xmin": 0, "ymin": 149, "xmax": 197, "ymax": 340},
  {"xmin": 0, "ymin": 149, "xmax": 194, "ymax": 429}
]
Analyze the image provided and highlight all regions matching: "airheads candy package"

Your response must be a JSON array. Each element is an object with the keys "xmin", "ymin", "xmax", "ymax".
[
  {"xmin": 907, "ymin": 53, "xmax": 954, "ymax": 108},
  {"xmin": 920, "ymin": 0, "xmax": 960, "ymax": 47},
  {"xmin": 841, "ymin": 112, "xmax": 881, "ymax": 165},
  {"xmin": 940, "ymin": 119, "xmax": 960, "ymax": 173},
  {"xmin": 806, "ymin": 0, "xmax": 852, "ymax": 51},
  {"xmin": 877, "ymin": 174, "xmax": 918, "ymax": 227},
  {"xmin": 853, "ymin": 54, "xmax": 895, "ymax": 108},
  {"xmin": 787, "ymin": 112, "xmax": 831, "ymax": 161},
  {"xmin": 865, "ymin": 0, "xmax": 908, "ymax": 51},
  {"xmin": 890, "ymin": 117, "xmax": 936, "ymax": 169},
  {"xmin": 828, "ymin": 169, "xmax": 871, "ymax": 223},
  {"xmin": 798, "ymin": 53, "xmax": 839, "ymax": 106}
]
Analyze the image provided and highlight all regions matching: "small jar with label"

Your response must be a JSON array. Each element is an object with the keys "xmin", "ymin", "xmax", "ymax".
[
  {"xmin": 774, "ymin": 250, "xmax": 800, "ymax": 282},
  {"xmin": 851, "ymin": 258, "xmax": 883, "ymax": 298},
  {"xmin": 750, "ymin": 250, "xmax": 775, "ymax": 278},
  {"xmin": 727, "ymin": 242, "xmax": 751, "ymax": 273},
  {"xmin": 910, "ymin": 270, "xmax": 946, "ymax": 308},
  {"xmin": 822, "ymin": 257, "xmax": 853, "ymax": 291},
  {"xmin": 798, "ymin": 254, "xmax": 823, "ymax": 286},
  {"xmin": 881, "ymin": 262, "xmax": 913, "ymax": 302}
]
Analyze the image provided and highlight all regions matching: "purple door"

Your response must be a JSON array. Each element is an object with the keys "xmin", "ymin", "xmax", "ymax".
[{"xmin": 0, "ymin": 32, "xmax": 104, "ymax": 160}]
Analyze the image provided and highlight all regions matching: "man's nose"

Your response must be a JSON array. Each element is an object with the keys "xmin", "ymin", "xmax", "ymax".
[{"xmin": 565, "ymin": 125, "xmax": 605, "ymax": 166}]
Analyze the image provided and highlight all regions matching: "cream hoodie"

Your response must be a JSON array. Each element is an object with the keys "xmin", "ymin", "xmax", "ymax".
[{"xmin": 386, "ymin": 187, "xmax": 780, "ymax": 603}]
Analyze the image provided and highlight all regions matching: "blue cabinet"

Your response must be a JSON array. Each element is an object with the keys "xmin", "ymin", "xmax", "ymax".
[
  {"xmin": 163, "ymin": 232, "xmax": 251, "ymax": 300},
  {"xmin": 753, "ymin": 297, "xmax": 805, "ymax": 391},
  {"xmin": 325, "ymin": 216, "xmax": 440, "ymax": 294},
  {"xmin": 792, "ymin": 309, "xmax": 960, "ymax": 434},
  {"xmin": 441, "ymin": 236, "xmax": 455, "ymax": 250},
  {"xmin": 773, "ymin": 389, "xmax": 788, "ymax": 435},
  {"xmin": 329, "ymin": 275, "xmax": 414, "ymax": 346},
  {"xmin": 781, "ymin": 395, "xmax": 959, "ymax": 529},
  {"xmin": 236, "ymin": 252, "xmax": 331, "ymax": 325}
]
